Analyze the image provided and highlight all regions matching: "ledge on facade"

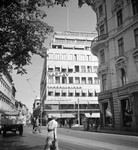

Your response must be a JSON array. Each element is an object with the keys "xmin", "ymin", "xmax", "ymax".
[{"xmin": 91, "ymin": 34, "xmax": 108, "ymax": 56}]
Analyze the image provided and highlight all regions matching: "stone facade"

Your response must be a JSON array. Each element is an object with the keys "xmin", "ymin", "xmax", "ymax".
[{"xmin": 91, "ymin": 0, "xmax": 138, "ymax": 131}]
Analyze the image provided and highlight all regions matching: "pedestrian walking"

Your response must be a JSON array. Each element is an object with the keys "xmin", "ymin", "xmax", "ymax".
[
  {"xmin": 44, "ymin": 115, "xmax": 59, "ymax": 150},
  {"xmin": 33, "ymin": 116, "xmax": 41, "ymax": 133}
]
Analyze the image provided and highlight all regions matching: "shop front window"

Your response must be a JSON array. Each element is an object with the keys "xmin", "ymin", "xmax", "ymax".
[
  {"xmin": 103, "ymin": 101, "xmax": 113, "ymax": 127},
  {"xmin": 121, "ymin": 99, "xmax": 133, "ymax": 127}
]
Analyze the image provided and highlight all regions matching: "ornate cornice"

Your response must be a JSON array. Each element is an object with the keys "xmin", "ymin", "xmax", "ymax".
[{"xmin": 112, "ymin": 0, "xmax": 124, "ymax": 14}]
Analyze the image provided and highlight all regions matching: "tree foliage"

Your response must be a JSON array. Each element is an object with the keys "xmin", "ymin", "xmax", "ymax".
[{"xmin": 0, "ymin": 0, "xmax": 91, "ymax": 75}]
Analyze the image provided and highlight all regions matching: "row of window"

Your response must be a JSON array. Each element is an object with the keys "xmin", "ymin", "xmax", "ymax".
[
  {"xmin": 98, "ymin": 0, "xmax": 138, "ymax": 40},
  {"xmin": 100, "ymin": 28, "xmax": 138, "ymax": 64},
  {"xmin": 48, "ymin": 65, "xmax": 98, "ymax": 73},
  {"xmin": 46, "ymin": 104, "xmax": 99, "ymax": 110},
  {"xmin": 101, "ymin": 67, "xmax": 127, "ymax": 91},
  {"xmin": 48, "ymin": 53, "xmax": 97, "ymax": 62},
  {"xmin": 54, "ymin": 38, "xmax": 92, "ymax": 44},
  {"xmin": 48, "ymin": 90, "xmax": 98, "ymax": 97},
  {"xmin": 48, "ymin": 76, "xmax": 99, "ymax": 84},
  {"xmin": 0, "ymin": 78, "xmax": 11, "ymax": 95}
]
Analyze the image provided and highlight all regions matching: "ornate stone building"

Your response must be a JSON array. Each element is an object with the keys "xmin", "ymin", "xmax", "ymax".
[{"xmin": 91, "ymin": 0, "xmax": 138, "ymax": 131}]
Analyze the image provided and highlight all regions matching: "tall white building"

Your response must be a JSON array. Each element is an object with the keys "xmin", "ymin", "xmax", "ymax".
[
  {"xmin": 40, "ymin": 31, "xmax": 100, "ymax": 124},
  {"xmin": 90, "ymin": 0, "xmax": 138, "ymax": 131}
]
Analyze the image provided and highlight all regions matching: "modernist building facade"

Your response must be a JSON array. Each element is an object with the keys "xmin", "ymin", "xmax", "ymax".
[
  {"xmin": 91, "ymin": 0, "xmax": 138, "ymax": 131},
  {"xmin": 40, "ymin": 31, "xmax": 100, "ymax": 124}
]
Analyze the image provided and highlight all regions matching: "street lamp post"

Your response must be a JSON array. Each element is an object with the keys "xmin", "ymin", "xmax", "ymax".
[{"xmin": 78, "ymin": 98, "xmax": 80, "ymax": 125}]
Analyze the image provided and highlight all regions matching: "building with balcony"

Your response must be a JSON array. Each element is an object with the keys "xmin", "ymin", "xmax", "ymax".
[
  {"xmin": 0, "ymin": 71, "xmax": 17, "ymax": 113},
  {"xmin": 91, "ymin": 0, "xmax": 138, "ymax": 131},
  {"xmin": 40, "ymin": 31, "xmax": 100, "ymax": 125}
]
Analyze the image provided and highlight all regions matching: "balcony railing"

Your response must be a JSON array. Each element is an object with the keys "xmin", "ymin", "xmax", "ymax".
[{"xmin": 91, "ymin": 34, "xmax": 108, "ymax": 46}]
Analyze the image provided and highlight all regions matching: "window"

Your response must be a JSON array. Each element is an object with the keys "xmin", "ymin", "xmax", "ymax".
[
  {"xmin": 81, "ymin": 66, "xmax": 86, "ymax": 72},
  {"xmin": 80, "ymin": 54, "xmax": 85, "ymax": 61},
  {"xmin": 61, "ymin": 68, "xmax": 66, "ymax": 72},
  {"xmin": 94, "ymin": 77, "xmax": 99, "ymax": 84},
  {"xmin": 134, "ymin": 28, "xmax": 138, "ymax": 47},
  {"xmin": 69, "ymin": 77, "xmax": 73, "ymax": 84},
  {"xmin": 93, "ymin": 66, "xmax": 98, "ymax": 73},
  {"xmin": 62, "ymin": 92, "xmax": 66, "ymax": 97},
  {"xmin": 74, "ymin": 54, "xmax": 78, "ymax": 61},
  {"xmin": 48, "ymin": 67, "xmax": 53, "ymax": 72},
  {"xmin": 55, "ymin": 53, "xmax": 60, "ymax": 60},
  {"xmin": 62, "ymin": 77, "xmax": 67, "ymax": 84},
  {"xmin": 75, "ymin": 66, "xmax": 79, "ymax": 72},
  {"xmin": 117, "ymin": 9, "xmax": 123, "ymax": 26},
  {"xmin": 88, "ymin": 77, "xmax": 93, "ymax": 84},
  {"xmin": 87, "ymin": 66, "xmax": 92, "ymax": 73},
  {"xmin": 55, "ymin": 92, "xmax": 60, "ymax": 96},
  {"xmin": 52, "ymin": 45, "xmax": 56, "ymax": 49},
  {"xmin": 68, "ymin": 54, "xmax": 73, "ymax": 60},
  {"xmin": 55, "ymin": 76, "xmax": 60, "ymax": 84},
  {"xmin": 75, "ymin": 77, "xmax": 80, "ymax": 84},
  {"xmin": 102, "ymin": 74, "xmax": 106, "ymax": 91},
  {"xmin": 132, "ymin": 0, "xmax": 138, "ymax": 15},
  {"xmin": 120, "ymin": 68, "xmax": 127, "ymax": 86},
  {"xmin": 68, "ymin": 92, "xmax": 73, "ymax": 97},
  {"xmin": 118, "ymin": 37, "xmax": 124, "ymax": 56},
  {"xmin": 68, "ymin": 68, "xmax": 73, "ymax": 73},
  {"xmin": 81, "ymin": 77, "xmax": 86, "ymax": 84},
  {"xmin": 61, "ymin": 54, "xmax": 66, "ymax": 60},
  {"xmin": 82, "ymin": 92, "xmax": 86, "ymax": 97},
  {"xmin": 48, "ymin": 76, "xmax": 53, "ymax": 83},
  {"xmin": 48, "ymin": 91, "xmax": 53, "ymax": 96},
  {"xmin": 55, "ymin": 67, "xmax": 60, "ymax": 72},
  {"xmin": 99, "ymin": 24, "xmax": 105, "ymax": 35},
  {"xmin": 86, "ymin": 55, "xmax": 90, "ymax": 61},
  {"xmin": 48, "ymin": 53, "xmax": 54, "ymax": 59},
  {"xmin": 75, "ymin": 92, "xmax": 80, "ymax": 97},
  {"xmin": 100, "ymin": 49, "xmax": 105, "ymax": 64},
  {"xmin": 99, "ymin": 4, "xmax": 103, "ymax": 18},
  {"xmin": 88, "ymin": 90, "xmax": 93, "ymax": 97}
]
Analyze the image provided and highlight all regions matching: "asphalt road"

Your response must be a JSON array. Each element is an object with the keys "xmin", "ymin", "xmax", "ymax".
[{"xmin": 0, "ymin": 126, "xmax": 138, "ymax": 150}]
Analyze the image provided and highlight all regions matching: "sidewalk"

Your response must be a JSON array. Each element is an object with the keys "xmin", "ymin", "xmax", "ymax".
[
  {"xmin": 40, "ymin": 124, "xmax": 138, "ymax": 136},
  {"xmin": 70, "ymin": 125, "xmax": 138, "ymax": 136}
]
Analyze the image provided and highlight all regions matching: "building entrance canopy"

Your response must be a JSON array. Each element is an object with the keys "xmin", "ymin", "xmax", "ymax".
[
  {"xmin": 85, "ymin": 113, "xmax": 100, "ymax": 118},
  {"xmin": 48, "ymin": 113, "xmax": 75, "ymax": 118}
]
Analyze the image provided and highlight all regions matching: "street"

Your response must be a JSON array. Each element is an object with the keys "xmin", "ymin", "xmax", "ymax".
[{"xmin": 0, "ymin": 126, "xmax": 138, "ymax": 150}]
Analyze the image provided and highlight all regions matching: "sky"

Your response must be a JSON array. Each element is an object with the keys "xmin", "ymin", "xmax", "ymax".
[{"xmin": 11, "ymin": 0, "xmax": 97, "ymax": 113}]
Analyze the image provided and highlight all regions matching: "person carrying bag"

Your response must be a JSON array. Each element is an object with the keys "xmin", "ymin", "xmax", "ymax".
[{"xmin": 44, "ymin": 115, "xmax": 59, "ymax": 150}]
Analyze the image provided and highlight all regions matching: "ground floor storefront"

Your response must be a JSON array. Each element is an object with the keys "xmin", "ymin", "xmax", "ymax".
[{"xmin": 98, "ymin": 82, "xmax": 138, "ymax": 132}]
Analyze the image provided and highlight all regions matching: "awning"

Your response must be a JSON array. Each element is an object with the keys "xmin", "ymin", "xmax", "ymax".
[
  {"xmin": 92, "ymin": 113, "xmax": 100, "ymax": 118},
  {"xmin": 2, "ymin": 111, "xmax": 19, "ymax": 116},
  {"xmin": 85, "ymin": 113, "xmax": 100, "ymax": 118},
  {"xmin": 55, "ymin": 89, "xmax": 60, "ymax": 93},
  {"xmin": 82, "ymin": 89, "xmax": 88, "ymax": 93},
  {"xmin": 48, "ymin": 89, "xmax": 54, "ymax": 92},
  {"xmin": 48, "ymin": 113, "xmax": 61, "ymax": 118},
  {"xmin": 62, "ymin": 89, "xmax": 67, "ymax": 93},
  {"xmin": 88, "ymin": 89, "xmax": 93, "ymax": 93},
  {"xmin": 68, "ymin": 89, "xmax": 75, "ymax": 93},
  {"xmin": 85, "ymin": 113, "xmax": 91, "ymax": 118},
  {"xmin": 75, "ymin": 89, "xmax": 81, "ymax": 93},
  {"xmin": 61, "ymin": 113, "xmax": 75, "ymax": 118},
  {"xmin": 68, "ymin": 66, "xmax": 74, "ymax": 69},
  {"xmin": 61, "ymin": 65, "xmax": 67, "ymax": 69}
]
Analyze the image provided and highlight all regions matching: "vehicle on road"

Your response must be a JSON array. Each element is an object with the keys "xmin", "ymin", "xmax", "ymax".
[{"xmin": 1, "ymin": 111, "xmax": 23, "ymax": 137}]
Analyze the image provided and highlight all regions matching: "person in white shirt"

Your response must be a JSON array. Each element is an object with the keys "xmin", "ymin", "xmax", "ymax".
[{"xmin": 44, "ymin": 115, "xmax": 59, "ymax": 150}]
